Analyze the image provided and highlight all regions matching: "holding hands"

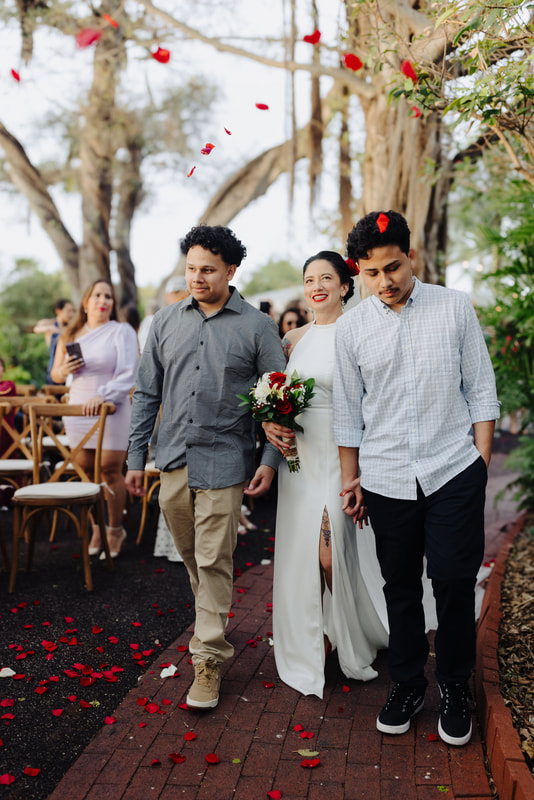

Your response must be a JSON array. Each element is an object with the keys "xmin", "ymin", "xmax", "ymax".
[
  {"xmin": 340, "ymin": 476, "xmax": 369, "ymax": 529},
  {"xmin": 262, "ymin": 420, "xmax": 295, "ymax": 454}
]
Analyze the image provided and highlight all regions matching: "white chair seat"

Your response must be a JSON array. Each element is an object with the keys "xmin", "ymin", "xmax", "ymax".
[
  {"xmin": 42, "ymin": 435, "xmax": 70, "ymax": 448},
  {"xmin": 14, "ymin": 482, "xmax": 101, "ymax": 501},
  {"xmin": 54, "ymin": 461, "xmax": 75, "ymax": 472},
  {"xmin": 0, "ymin": 459, "xmax": 34, "ymax": 472},
  {"xmin": 145, "ymin": 460, "xmax": 159, "ymax": 473}
]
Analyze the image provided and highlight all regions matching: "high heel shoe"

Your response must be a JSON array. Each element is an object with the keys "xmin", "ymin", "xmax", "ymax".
[
  {"xmin": 88, "ymin": 524, "xmax": 102, "ymax": 556},
  {"xmin": 100, "ymin": 526, "xmax": 126, "ymax": 559}
]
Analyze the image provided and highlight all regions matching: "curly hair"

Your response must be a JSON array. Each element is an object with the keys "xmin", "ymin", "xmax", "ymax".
[
  {"xmin": 346, "ymin": 211, "xmax": 411, "ymax": 262},
  {"xmin": 303, "ymin": 251, "xmax": 355, "ymax": 303},
  {"xmin": 180, "ymin": 225, "xmax": 247, "ymax": 267}
]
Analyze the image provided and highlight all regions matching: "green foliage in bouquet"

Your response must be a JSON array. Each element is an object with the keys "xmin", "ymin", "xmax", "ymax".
[{"xmin": 237, "ymin": 370, "xmax": 315, "ymax": 432}]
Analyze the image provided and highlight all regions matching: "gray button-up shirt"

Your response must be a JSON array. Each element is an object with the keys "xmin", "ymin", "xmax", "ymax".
[{"xmin": 128, "ymin": 287, "xmax": 286, "ymax": 489}]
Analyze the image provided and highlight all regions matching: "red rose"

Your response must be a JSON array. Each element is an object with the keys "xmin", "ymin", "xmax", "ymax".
[
  {"xmin": 269, "ymin": 372, "xmax": 287, "ymax": 388},
  {"xmin": 276, "ymin": 399, "xmax": 292, "ymax": 415}
]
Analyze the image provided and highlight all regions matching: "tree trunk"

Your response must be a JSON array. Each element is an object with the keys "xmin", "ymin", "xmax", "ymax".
[{"xmin": 114, "ymin": 134, "xmax": 144, "ymax": 308}]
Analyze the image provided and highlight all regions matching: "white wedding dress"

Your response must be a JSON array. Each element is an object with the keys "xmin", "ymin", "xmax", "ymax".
[{"xmin": 273, "ymin": 322, "xmax": 390, "ymax": 698}]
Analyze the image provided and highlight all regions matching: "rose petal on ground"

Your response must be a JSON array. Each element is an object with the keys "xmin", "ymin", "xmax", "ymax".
[
  {"xmin": 263, "ymin": 681, "xmax": 274, "ymax": 689},
  {"xmin": 139, "ymin": 722, "xmax": 147, "ymax": 727},
  {"xmin": 267, "ymin": 792, "xmax": 282, "ymax": 799},
  {"xmin": 162, "ymin": 698, "xmax": 172, "ymax": 706},
  {"xmin": 35, "ymin": 686, "xmax": 47, "ymax": 695},
  {"xmin": 80, "ymin": 700, "xmax": 92, "ymax": 708},
  {"xmin": 104, "ymin": 716, "xmax": 116, "ymax": 724},
  {"xmin": 131, "ymin": 621, "xmax": 142, "ymax": 627},
  {"xmin": 145, "ymin": 702, "xmax": 160, "ymax": 714},
  {"xmin": 169, "ymin": 752, "xmax": 187, "ymax": 763},
  {"xmin": 342, "ymin": 685, "xmax": 351, "ymax": 693},
  {"xmin": 0, "ymin": 700, "xmax": 14, "ymax": 707},
  {"xmin": 51, "ymin": 709, "xmax": 63, "ymax": 717},
  {"xmin": 255, "ymin": 103, "xmax": 269, "ymax": 110},
  {"xmin": 428, "ymin": 733, "xmax": 439, "ymax": 741},
  {"xmin": 184, "ymin": 731, "xmax": 196, "ymax": 741},
  {"xmin": 205, "ymin": 753, "xmax": 219, "ymax": 764},
  {"xmin": 1, "ymin": 713, "xmax": 15, "ymax": 720},
  {"xmin": 108, "ymin": 636, "xmax": 119, "ymax": 644},
  {"xmin": 177, "ymin": 645, "xmax": 188, "ymax": 652},
  {"xmin": 151, "ymin": 758, "xmax": 161, "ymax": 766},
  {"xmin": 301, "ymin": 757, "xmax": 320, "ymax": 768},
  {"xmin": 0, "ymin": 774, "xmax": 15, "ymax": 784},
  {"xmin": 92, "ymin": 626, "xmax": 103, "ymax": 634},
  {"xmin": 137, "ymin": 697, "xmax": 148, "ymax": 706},
  {"xmin": 293, "ymin": 724, "xmax": 304, "ymax": 731},
  {"xmin": 67, "ymin": 695, "xmax": 77, "ymax": 702},
  {"xmin": 299, "ymin": 731, "xmax": 314, "ymax": 739}
]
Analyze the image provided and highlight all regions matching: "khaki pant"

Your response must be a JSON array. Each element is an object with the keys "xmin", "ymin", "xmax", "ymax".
[{"xmin": 159, "ymin": 467, "xmax": 246, "ymax": 664}]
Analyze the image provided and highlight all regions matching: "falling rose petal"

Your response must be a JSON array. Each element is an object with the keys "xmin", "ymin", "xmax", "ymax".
[
  {"xmin": 263, "ymin": 681, "xmax": 274, "ymax": 689},
  {"xmin": 300, "ymin": 757, "xmax": 320, "ymax": 768},
  {"xmin": 0, "ymin": 774, "xmax": 15, "ymax": 784},
  {"xmin": 303, "ymin": 29, "xmax": 321, "ymax": 44},
  {"xmin": 52, "ymin": 709, "xmax": 63, "ymax": 717},
  {"xmin": 151, "ymin": 758, "xmax": 161, "ymax": 766},
  {"xmin": 169, "ymin": 753, "xmax": 187, "ymax": 764},
  {"xmin": 92, "ymin": 626, "xmax": 103, "ymax": 634},
  {"xmin": 184, "ymin": 731, "xmax": 196, "ymax": 741},
  {"xmin": 411, "ymin": 106, "xmax": 422, "ymax": 118},
  {"xmin": 255, "ymin": 103, "xmax": 269, "ymax": 110},
  {"xmin": 102, "ymin": 13, "xmax": 119, "ymax": 28},
  {"xmin": 343, "ymin": 53, "xmax": 363, "ymax": 71},
  {"xmin": 293, "ymin": 724, "xmax": 304, "ymax": 732},
  {"xmin": 75, "ymin": 28, "xmax": 102, "ymax": 48},
  {"xmin": 224, "ymin": 127, "xmax": 232, "ymax": 135},
  {"xmin": 267, "ymin": 792, "xmax": 282, "ymax": 800},
  {"xmin": 342, "ymin": 685, "xmax": 351, "ymax": 693},
  {"xmin": 205, "ymin": 753, "xmax": 219, "ymax": 764},
  {"xmin": 299, "ymin": 731, "xmax": 314, "ymax": 739},
  {"xmin": 400, "ymin": 59, "xmax": 417, "ymax": 82},
  {"xmin": 428, "ymin": 733, "xmax": 439, "ymax": 741},
  {"xmin": 11, "ymin": 69, "xmax": 20, "ymax": 82},
  {"xmin": 152, "ymin": 47, "xmax": 170, "ymax": 64},
  {"xmin": 104, "ymin": 716, "xmax": 117, "ymax": 724},
  {"xmin": 200, "ymin": 143, "xmax": 215, "ymax": 155}
]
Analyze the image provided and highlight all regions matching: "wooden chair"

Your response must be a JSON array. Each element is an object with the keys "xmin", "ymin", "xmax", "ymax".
[
  {"xmin": 135, "ymin": 461, "xmax": 161, "ymax": 545},
  {"xmin": 40, "ymin": 385, "xmax": 70, "ymax": 400},
  {"xmin": 0, "ymin": 396, "xmax": 55, "ymax": 489},
  {"xmin": 15, "ymin": 384, "xmax": 36, "ymax": 397},
  {"xmin": 8, "ymin": 401, "xmax": 116, "ymax": 593}
]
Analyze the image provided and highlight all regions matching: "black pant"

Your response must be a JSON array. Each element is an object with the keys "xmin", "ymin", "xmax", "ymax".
[{"xmin": 364, "ymin": 457, "xmax": 487, "ymax": 687}]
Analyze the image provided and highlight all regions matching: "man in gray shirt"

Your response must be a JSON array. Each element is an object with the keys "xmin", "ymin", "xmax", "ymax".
[{"xmin": 126, "ymin": 225, "xmax": 285, "ymax": 710}]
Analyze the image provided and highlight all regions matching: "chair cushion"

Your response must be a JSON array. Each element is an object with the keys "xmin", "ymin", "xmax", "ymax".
[
  {"xmin": 0, "ymin": 459, "xmax": 34, "ymax": 473},
  {"xmin": 14, "ymin": 482, "xmax": 101, "ymax": 501},
  {"xmin": 145, "ymin": 461, "xmax": 160, "ymax": 474},
  {"xmin": 42, "ymin": 435, "xmax": 70, "ymax": 448}
]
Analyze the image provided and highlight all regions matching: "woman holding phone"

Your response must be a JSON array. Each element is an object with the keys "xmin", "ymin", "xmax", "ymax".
[{"xmin": 51, "ymin": 280, "xmax": 140, "ymax": 558}]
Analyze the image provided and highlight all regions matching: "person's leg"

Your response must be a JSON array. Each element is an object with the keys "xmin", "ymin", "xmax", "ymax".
[
  {"xmin": 99, "ymin": 450, "xmax": 128, "ymax": 555},
  {"xmin": 424, "ymin": 457, "xmax": 487, "ymax": 746},
  {"xmin": 364, "ymin": 489, "xmax": 427, "ymax": 686},
  {"xmin": 158, "ymin": 468, "xmax": 197, "ymax": 592}
]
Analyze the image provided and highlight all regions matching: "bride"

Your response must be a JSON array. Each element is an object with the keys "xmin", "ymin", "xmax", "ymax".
[{"xmin": 246, "ymin": 251, "xmax": 390, "ymax": 698}]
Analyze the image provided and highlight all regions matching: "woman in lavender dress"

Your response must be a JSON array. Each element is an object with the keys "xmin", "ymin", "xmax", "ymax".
[{"xmin": 51, "ymin": 280, "xmax": 139, "ymax": 558}]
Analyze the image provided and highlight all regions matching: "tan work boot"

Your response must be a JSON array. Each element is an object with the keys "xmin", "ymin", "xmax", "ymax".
[{"xmin": 186, "ymin": 658, "xmax": 221, "ymax": 709}]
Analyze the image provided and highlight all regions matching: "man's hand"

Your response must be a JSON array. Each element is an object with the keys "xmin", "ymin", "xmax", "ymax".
[
  {"xmin": 340, "ymin": 476, "xmax": 368, "ymax": 528},
  {"xmin": 244, "ymin": 465, "xmax": 275, "ymax": 497},
  {"xmin": 125, "ymin": 470, "xmax": 146, "ymax": 497}
]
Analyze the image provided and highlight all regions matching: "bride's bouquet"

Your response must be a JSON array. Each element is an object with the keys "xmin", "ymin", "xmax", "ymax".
[{"xmin": 238, "ymin": 371, "xmax": 315, "ymax": 472}]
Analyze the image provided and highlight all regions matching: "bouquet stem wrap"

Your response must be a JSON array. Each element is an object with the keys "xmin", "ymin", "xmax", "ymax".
[{"xmin": 283, "ymin": 436, "xmax": 300, "ymax": 473}]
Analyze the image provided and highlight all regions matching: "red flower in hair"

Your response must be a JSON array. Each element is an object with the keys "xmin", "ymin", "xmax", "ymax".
[
  {"xmin": 345, "ymin": 257, "xmax": 359, "ymax": 276},
  {"xmin": 376, "ymin": 213, "xmax": 390, "ymax": 234}
]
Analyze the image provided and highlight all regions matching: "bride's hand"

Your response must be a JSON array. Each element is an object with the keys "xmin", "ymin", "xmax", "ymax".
[
  {"xmin": 263, "ymin": 421, "xmax": 295, "ymax": 455},
  {"xmin": 340, "ymin": 479, "xmax": 369, "ymax": 528}
]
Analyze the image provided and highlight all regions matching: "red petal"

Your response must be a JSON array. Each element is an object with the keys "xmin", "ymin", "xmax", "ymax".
[
  {"xmin": 376, "ymin": 213, "xmax": 390, "ymax": 233},
  {"xmin": 130, "ymin": 644, "xmax": 139, "ymax": 650},
  {"xmin": 108, "ymin": 636, "xmax": 119, "ymax": 644},
  {"xmin": 255, "ymin": 103, "xmax": 269, "ymax": 110},
  {"xmin": 52, "ymin": 709, "xmax": 63, "ymax": 717},
  {"xmin": 11, "ymin": 69, "xmax": 20, "ymax": 82},
  {"xmin": 131, "ymin": 621, "xmax": 142, "ymax": 627},
  {"xmin": 178, "ymin": 702, "xmax": 188, "ymax": 710},
  {"xmin": 300, "ymin": 757, "xmax": 320, "ymax": 768},
  {"xmin": 428, "ymin": 733, "xmax": 439, "ymax": 741},
  {"xmin": 263, "ymin": 681, "xmax": 274, "ymax": 689},
  {"xmin": 75, "ymin": 29, "xmax": 102, "ymax": 48},
  {"xmin": 137, "ymin": 697, "xmax": 148, "ymax": 706},
  {"xmin": 145, "ymin": 702, "xmax": 160, "ymax": 714},
  {"xmin": 184, "ymin": 731, "xmax": 196, "ymax": 741},
  {"xmin": 343, "ymin": 53, "xmax": 363, "ymax": 71},
  {"xmin": 293, "ymin": 724, "xmax": 304, "ymax": 732},
  {"xmin": 92, "ymin": 626, "xmax": 103, "ymax": 634},
  {"xmin": 400, "ymin": 59, "xmax": 417, "ymax": 82},
  {"xmin": 411, "ymin": 106, "xmax": 422, "ymax": 118},
  {"xmin": 177, "ymin": 645, "xmax": 188, "ymax": 652},
  {"xmin": 342, "ymin": 685, "xmax": 351, "ymax": 693},
  {"xmin": 103, "ymin": 13, "xmax": 119, "ymax": 28},
  {"xmin": 299, "ymin": 731, "xmax": 314, "ymax": 739},
  {"xmin": 151, "ymin": 758, "xmax": 161, "ymax": 766},
  {"xmin": 1, "ymin": 714, "xmax": 15, "ymax": 720},
  {"xmin": 0, "ymin": 775, "xmax": 15, "ymax": 784},
  {"xmin": 79, "ymin": 676, "xmax": 95, "ymax": 687},
  {"xmin": 162, "ymin": 698, "xmax": 172, "ymax": 706},
  {"xmin": 227, "ymin": 612, "xmax": 235, "ymax": 618},
  {"xmin": 105, "ymin": 716, "xmax": 116, "ymax": 725},
  {"xmin": 139, "ymin": 722, "xmax": 147, "ymax": 727},
  {"xmin": 67, "ymin": 695, "xmax": 77, "ymax": 702},
  {"xmin": 24, "ymin": 766, "xmax": 40, "ymax": 776},
  {"xmin": 152, "ymin": 47, "xmax": 170, "ymax": 64},
  {"xmin": 205, "ymin": 753, "xmax": 219, "ymax": 764},
  {"xmin": 303, "ymin": 29, "xmax": 321, "ymax": 44},
  {"xmin": 35, "ymin": 686, "xmax": 47, "ymax": 695},
  {"xmin": 169, "ymin": 753, "xmax": 187, "ymax": 764},
  {"xmin": 267, "ymin": 792, "xmax": 282, "ymax": 800},
  {"xmin": 337, "ymin": 706, "xmax": 344, "ymax": 713},
  {"xmin": 80, "ymin": 700, "xmax": 92, "ymax": 708},
  {"xmin": 0, "ymin": 700, "xmax": 14, "ymax": 707},
  {"xmin": 224, "ymin": 128, "xmax": 232, "ymax": 135}
]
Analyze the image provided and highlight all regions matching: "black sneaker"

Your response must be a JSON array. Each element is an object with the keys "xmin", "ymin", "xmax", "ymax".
[
  {"xmin": 376, "ymin": 682, "xmax": 425, "ymax": 734},
  {"xmin": 438, "ymin": 682, "xmax": 472, "ymax": 746}
]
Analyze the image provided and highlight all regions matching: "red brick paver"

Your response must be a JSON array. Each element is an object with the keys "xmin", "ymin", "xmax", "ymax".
[{"xmin": 48, "ymin": 454, "xmax": 523, "ymax": 800}]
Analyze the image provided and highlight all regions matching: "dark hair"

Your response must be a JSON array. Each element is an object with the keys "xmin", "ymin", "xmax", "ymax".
[
  {"xmin": 54, "ymin": 298, "xmax": 72, "ymax": 312},
  {"xmin": 302, "ymin": 251, "xmax": 355, "ymax": 303},
  {"xmin": 119, "ymin": 303, "xmax": 141, "ymax": 332},
  {"xmin": 278, "ymin": 307, "xmax": 305, "ymax": 338},
  {"xmin": 64, "ymin": 279, "xmax": 118, "ymax": 342},
  {"xmin": 346, "ymin": 210, "xmax": 411, "ymax": 262},
  {"xmin": 180, "ymin": 224, "xmax": 247, "ymax": 267}
]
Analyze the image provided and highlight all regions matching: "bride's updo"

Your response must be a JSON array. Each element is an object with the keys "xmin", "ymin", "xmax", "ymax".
[{"xmin": 302, "ymin": 251, "xmax": 355, "ymax": 303}]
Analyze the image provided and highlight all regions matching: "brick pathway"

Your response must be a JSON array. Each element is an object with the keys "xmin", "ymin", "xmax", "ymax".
[{"xmin": 48, "ymin": 452, "xmax": 521, "ymax": 800}]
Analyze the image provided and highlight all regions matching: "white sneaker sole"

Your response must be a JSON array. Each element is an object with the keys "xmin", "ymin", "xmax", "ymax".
[
  {"xmin": 186, "ymin": 693, "xmax": 219, "ymax": 710},
  {"xmin": 376, "ymin": 698, "xmax": 424, "ymax": 734},
  {"xmin": 438, "ymin": 717, "xmax": 472, "ymax": 746}
]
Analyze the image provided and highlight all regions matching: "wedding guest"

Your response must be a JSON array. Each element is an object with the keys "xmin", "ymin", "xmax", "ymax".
[
  {"xmin": 333, "ymin": 210, "xmax": 500, "ymax": 746},
  {"xmin": 126, "ymin": 225, "xmax": 285, "ymax": 711},
  {"xmin": 34, "ymin": 298, "xmax": 75, "ymax": 384},
  {"xmin": 278, "ymin": 307, "xmax": 305, "ymax": 338},
  {"xmin": 51, "ymin": 280, "xmax": 139, "ymax": 558}
]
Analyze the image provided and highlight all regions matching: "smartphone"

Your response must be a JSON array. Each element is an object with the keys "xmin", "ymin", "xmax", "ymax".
[{"xmin": 66, "ymin": 341, "xmax": 85, "ymax": 367}]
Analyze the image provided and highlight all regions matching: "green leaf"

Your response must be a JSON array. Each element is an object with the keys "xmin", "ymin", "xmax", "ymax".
[{"xmin": 297, "ymin": 749, "xmax": 320, "ymax": 757}]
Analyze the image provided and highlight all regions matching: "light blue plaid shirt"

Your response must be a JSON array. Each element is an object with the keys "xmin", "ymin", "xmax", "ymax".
[{"xmin": 333, "ymin": 278, "xmax": 500, "ymax": 500}]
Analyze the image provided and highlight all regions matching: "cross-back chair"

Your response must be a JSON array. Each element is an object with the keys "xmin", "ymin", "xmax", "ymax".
[
  {"xmin": 0, "ymin": 402, "xmax": 13, "ymax": 573},
  {"xmin": 8, "ymin": 401, "xmax": 116, "ymax": 593},
  {"xmin": 0, "ymin": 395, "xmax": 56, "ymax": 488},
  {"xmin": 15, "ymin": 384, "xmax": 36, "ymax": 397}
]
